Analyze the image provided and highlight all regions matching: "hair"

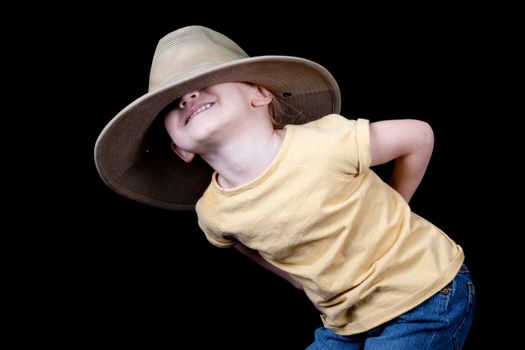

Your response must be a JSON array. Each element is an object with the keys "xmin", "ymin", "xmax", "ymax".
[{"xmin": 268, "ymin": 94, "xmax": 286, "ymax": 129}]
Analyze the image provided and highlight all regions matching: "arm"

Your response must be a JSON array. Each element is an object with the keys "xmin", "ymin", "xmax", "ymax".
[
  {"xmin": 369, "ymin": 119, "xmax": 434, "ymax": 203},
  {"xmin": 234, "ymin": 242, "xmax": 303, "ymax": 290}
]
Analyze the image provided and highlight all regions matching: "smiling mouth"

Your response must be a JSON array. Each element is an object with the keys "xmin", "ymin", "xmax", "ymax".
[{"xmin": 185, "ymin": 103, "xmax": 214, "ymax": 125}]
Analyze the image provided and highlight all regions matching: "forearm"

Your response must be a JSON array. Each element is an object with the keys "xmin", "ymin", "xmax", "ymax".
[
  {"xmin": 370, "ymin": 119, "xmax": 434, "ymax": 203},
  {"xmin": 234, "ymin": 243, "xmax": 302, "ymax": 289},
  {"xmin": 257, "ymin": 257, "xmax": 303, "ymax": 289},
  {"xmin": 388, "ymin": 146, "xmax": 432, "ymax": 202}
]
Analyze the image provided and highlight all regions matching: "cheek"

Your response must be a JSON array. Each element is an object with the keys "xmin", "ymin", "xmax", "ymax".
[{"xmin": 164, "ymin": 113, "xmax": 181, "ymax": 140}]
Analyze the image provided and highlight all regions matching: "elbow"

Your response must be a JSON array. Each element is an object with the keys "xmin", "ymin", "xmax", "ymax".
[{"xmin": 417, "ymin": 120, "xmax": 434, "ymax": 153}]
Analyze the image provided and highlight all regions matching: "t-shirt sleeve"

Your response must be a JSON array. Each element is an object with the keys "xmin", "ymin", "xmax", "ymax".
[
  {"xmin": 311, "ymin": 115, "xmax": 370, "ymax": 175},
  {"xmin": 354, "ymin": 118, "xmax": 371, "ymax": 174},
  {"xmin": 292, "ymin": 115, "xmax": 371, "ymax": 177},
  {"xmin": 195, "ymin": 194, "xmax": 238, "ymax": 248},
  {"xmin": 197, "ymin": 218, "xmax": 238, "ymax": 248}
]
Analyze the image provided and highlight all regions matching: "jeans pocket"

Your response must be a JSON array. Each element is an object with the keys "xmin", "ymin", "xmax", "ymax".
[
  {"xmin": 436, "ymin": 280, "xmax": 453, "ymax": 313},
  {"xmin": 400, "ymin": 282, "xmax": 453, "ymax": 322}
]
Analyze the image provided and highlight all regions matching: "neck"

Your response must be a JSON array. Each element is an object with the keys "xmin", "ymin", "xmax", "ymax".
[{"xmin": 200, "ymin": 123, "xmax": 286, "ymax": 189}]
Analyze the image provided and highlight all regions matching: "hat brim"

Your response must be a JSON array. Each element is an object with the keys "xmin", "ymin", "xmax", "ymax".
[{"xmin": 94, "ymin": 56, "xmax": 341, "ymax": 210}]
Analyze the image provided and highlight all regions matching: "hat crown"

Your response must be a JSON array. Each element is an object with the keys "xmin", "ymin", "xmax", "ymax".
[{"xmin": 149, "ymin": 26, "xmax": 249, "ymax": 91}]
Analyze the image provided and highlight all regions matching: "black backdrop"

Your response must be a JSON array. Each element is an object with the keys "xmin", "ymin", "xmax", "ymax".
[{"xmin": 27, "ymin": 1, "xmax": 510, "ymax": 348}]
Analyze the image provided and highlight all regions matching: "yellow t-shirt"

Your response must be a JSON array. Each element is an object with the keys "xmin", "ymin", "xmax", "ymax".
[{"xmin": 196, "ymin": 114, "xmax": 464, "ymax": 335}]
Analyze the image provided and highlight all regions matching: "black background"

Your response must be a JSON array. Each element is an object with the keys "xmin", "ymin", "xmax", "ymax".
[{"xmin": 26, "ymin": 1, "xmax": 512, "ymax": 348}]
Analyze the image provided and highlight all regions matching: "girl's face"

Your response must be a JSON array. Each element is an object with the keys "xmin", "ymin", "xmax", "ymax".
[{"xmin": 164, "ymin": 82, "xmax": 255, "ymax": 153}]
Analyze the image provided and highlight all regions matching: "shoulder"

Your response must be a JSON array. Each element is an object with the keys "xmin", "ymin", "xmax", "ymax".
[
  {"xmin": 284, "ymin": 114, "xmax": 371, "ymax": 172},
  {"xmin": 299, "ymin": 114, "xmax": 369, "ymax": 130},
  {"xmin": 306, "ymin": 114, "xmax": 354, "ymax": 128},
  {"xmin": 289, "ymin": 114, "xmax": 369, "ymax": 141}
]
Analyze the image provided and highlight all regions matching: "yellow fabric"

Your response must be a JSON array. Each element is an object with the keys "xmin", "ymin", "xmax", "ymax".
[{"xmin": 196, "ymin": 114, "xmax": 464, "ymax": 335}]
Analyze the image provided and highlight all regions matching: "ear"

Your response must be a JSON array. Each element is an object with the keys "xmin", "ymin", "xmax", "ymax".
[
  {"xmin": 251, "ymin": 85, "xmax": 272, "ymax": 107},
  {"xmin": 170, "ymin": 142, "xmax": 195, "ymax": 163}
]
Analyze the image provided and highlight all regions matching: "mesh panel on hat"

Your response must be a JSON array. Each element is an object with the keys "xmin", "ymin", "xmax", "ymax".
[
  {"xmin": 156, "ymin": 25, "xmax": 248, "ymax": 58},
  {"xmin": 149, "ymin": 26, "xmax": 249, "ymax": 90}
]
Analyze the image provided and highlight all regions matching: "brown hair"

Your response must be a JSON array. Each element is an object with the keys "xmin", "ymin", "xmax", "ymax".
[{"xmin": 268, "ymin": 94, "xmax": 286, "ymax": 129}]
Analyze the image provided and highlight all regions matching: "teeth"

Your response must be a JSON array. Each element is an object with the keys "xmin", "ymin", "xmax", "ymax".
[{"xmin": 190, "ymin": 103, "xmax": 212, "ymax": 119}]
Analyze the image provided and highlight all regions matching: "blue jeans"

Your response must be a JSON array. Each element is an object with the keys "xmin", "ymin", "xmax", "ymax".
[{"xmin": 306, "ymin": 264, "xmax": 475, "ymax": 350}]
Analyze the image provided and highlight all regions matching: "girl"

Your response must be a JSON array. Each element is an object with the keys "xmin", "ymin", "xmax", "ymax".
[{"xmin": 95, "ymin": 25, "xmax": 474, "ymax": 349}]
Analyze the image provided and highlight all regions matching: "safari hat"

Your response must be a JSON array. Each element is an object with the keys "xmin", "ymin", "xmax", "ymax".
[{"xmin": 94, "ymin": 25, "xmax": 341, "ymax": 210}]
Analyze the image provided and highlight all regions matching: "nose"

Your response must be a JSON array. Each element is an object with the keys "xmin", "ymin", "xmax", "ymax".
[{"xmin": 179, "ymin": 91, "xmax": 199, "ymax": 109}]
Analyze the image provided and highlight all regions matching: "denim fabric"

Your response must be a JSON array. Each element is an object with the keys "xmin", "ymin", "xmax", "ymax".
[{"xmin": 306, "ymin": 264, "xmax": 475, "ymax": 350}]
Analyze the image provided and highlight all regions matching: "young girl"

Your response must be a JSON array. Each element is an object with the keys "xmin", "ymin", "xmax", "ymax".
[{"xmin": 95, "ymin": 25, "xmax": 474, "ymax": 349}]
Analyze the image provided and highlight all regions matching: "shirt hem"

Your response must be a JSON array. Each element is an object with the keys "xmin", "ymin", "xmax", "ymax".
[{"xmin": 322, "ymin": 249, "xmax": 465, "ymax": 336}]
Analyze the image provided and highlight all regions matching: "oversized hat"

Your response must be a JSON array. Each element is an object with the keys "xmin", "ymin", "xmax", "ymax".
[{"xmin": 94, "ymin": 25, "xmax": 341, "ymax": 210}]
